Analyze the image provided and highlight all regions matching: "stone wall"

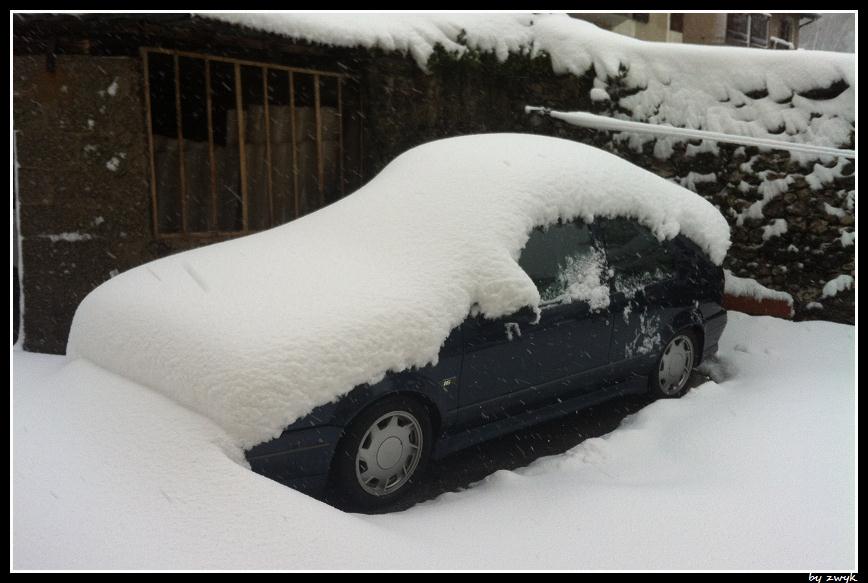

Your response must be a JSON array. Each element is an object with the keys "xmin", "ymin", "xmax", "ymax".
[{"xmin": 622, "ymin": 144, "xmax": 854, "ymax": 324}]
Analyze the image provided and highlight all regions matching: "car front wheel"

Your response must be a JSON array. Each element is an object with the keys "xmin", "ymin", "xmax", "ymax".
[
  {"xmin": 651, "ymin": 330, "xmax": 697, "ymax": 398},
  {"xmin": 331, "ymin": 396, "xmax": 432, "ymax": 510}
]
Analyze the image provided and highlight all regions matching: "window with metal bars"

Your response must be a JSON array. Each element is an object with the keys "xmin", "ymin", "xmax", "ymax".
[
  {"xmin": 142, "ymin": 48, "xmax": 363, "ymax": 238},
  {"xmin": 726, "ymin": 13, "xmax": 770, "ymax": 48}
]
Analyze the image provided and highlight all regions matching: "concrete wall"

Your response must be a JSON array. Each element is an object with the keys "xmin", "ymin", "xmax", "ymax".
[
  {"xmin": 612, "ymin": 14, "xmax": 673, "ymax": 42},
  {"xmin": 682, "ymin": 14, "xmax": 727, "ymax": 45},
  {"xmin": 578, "ymin": 14, "xmax": 681, "ymax": 43}
]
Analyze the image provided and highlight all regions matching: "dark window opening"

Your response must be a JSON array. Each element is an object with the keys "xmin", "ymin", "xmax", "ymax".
[
  {"xmin": 750, "ymin": 14, "xmax": 770, "ymax": 48},
  {"xmin": 779, "ymin": 19, "xmax": 792, "ymax": 42},
  {"xmin": 726, "ymin": 13, "xmax": 769, "ymax": 48},
  {"xmin": 147, "ymin": 52, "xmax": 181, "ymax": 234},
  {"xmin": 143, "ymin": 48, "xmax": 362, "ymax": 238},
  {"xmin": 179, "ymin": 57, "xmax": 209, "ymax": 233},
  {"xmin": 210, "ymin": 60, "xmax": 242, "ymax": 232},
  {"xmin": 669, "ymin": 13, "xmax": 684, "ymax": 33},
  {"xmin": 726, "ymin": 14, "xmax": 749, "ymax": 45},
  {"xmin": 267, "ymin": 68, "xmax": 294, "ymax": 224}
]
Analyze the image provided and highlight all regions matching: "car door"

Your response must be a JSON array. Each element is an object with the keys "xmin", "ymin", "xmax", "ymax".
[
  {"xmin": 597, "ymin": 217, "xmax": 684, "ymax": 374},
  {"xmin": 457, "ymin": 219, "xmax": 613, "ymax": 428}
]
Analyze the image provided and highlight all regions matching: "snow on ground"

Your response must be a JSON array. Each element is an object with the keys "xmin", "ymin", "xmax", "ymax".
[
  {"xmin": 66, "ymin": 134, "xmax": 730, "ymax": 449},
  {"xmin": 13, "ymin": 312, "xmax": 855, "ymax": 569}
]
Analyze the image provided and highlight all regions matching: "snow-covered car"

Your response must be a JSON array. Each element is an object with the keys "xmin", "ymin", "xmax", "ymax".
[
  {"xmin": 67, "ymin": 133, "xmax": 730, "ymax": 510},
  {"xmin": 248, "ymin": 215, "xmax": 727, "ymax": 508}
]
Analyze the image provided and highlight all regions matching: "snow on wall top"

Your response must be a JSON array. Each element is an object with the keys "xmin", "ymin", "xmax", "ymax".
[
  {"xmin": 207, "ymin": 13, "xmax": 537, "ymax": 67},
  {"xmin": 724, "ymin": 270, "xmax": 793, "ymax": 305},
  {"xmin": 204, "ymin": 13, "xmax": 855, "ymax": 158},
  {"xmin": 67, "ymin": 134, "xmax": 730, "ymax": 448}
]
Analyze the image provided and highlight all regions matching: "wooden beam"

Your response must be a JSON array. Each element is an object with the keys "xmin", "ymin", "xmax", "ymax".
[{"xmin": 142, "ymin": 46, "xmax": 351, "ymax": 79}]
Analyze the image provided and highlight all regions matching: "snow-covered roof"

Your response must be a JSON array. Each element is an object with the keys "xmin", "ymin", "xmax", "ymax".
[
  {"xmin": 203, "ymin": 13, "xmax": 855, "ymax": 160},
  {"xmin": 67, "ymin": 134, "xmax": 730, "ymax": 448}
]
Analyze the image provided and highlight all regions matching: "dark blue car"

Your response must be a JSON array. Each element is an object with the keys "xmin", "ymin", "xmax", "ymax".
[{"xmin": 247, "ymin": 216, "xmax": 727, "ymax": 509}]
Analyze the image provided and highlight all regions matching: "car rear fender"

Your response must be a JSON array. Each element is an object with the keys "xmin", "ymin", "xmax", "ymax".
[{"xmin": 669, "ymin": 307, "xmax": 706, "ymax": 360}]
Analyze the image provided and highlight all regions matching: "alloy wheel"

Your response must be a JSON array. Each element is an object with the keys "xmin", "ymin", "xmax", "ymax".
[{"xmin": 354, "ymin": 411, "xmax": 424, "ymax": 496}]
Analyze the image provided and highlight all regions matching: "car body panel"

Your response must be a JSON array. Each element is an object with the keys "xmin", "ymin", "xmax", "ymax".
[{"xmin": 457, "ymin": 300, "xmax": 612, "ymax": 430}]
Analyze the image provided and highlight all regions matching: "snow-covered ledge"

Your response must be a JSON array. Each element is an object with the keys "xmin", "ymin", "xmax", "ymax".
[{"xmin": 723, "ymin": 270, "xmax": 794, "ymax": 319}]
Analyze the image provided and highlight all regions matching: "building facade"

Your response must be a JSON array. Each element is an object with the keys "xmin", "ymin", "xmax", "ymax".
[{"xmin": 573, "ymin": 13, "xmax": 815, "ymax": 49}]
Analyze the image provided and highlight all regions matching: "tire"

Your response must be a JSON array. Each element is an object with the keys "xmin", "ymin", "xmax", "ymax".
[
  {"xmin": 330, "ymin": 395, "xmax": 432, "ymax": 511},
  {"xmin": 650, "ymin": 329, "xmax": 697, "ymax": 398}
]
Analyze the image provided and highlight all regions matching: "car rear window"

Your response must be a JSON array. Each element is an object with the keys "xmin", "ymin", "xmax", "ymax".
[{"xmin": 598, "ymin": 218, "xmax": 677, "ymax": 291}]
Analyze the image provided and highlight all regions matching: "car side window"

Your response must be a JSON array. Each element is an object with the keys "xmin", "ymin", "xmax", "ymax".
[
  {"xmin": 518, "ymin": 220, "xmax": 608, "ymax": 307},
  {"xmin": 598, "ymin": 218, "xmax": 677, "ymax": 293}
]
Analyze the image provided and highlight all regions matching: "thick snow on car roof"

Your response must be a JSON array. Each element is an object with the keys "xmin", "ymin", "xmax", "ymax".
[{"xmin": 67, "ymin": 134, "xmax": 730, "ymax": 448}]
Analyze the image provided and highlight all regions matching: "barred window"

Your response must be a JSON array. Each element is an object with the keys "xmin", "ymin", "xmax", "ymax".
[
  {"xmin": 726, "ymin": 13, "xmax": 769, "ymax": 48},
  {"xmin": 142, "ymin": 48, "xmax": 363, "ymax": 237},
  {"xmin": 749, "ymin": 14, "xmax": 770, "ymax": 47}
]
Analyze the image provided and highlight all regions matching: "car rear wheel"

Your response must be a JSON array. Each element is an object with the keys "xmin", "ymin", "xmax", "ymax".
[
  {"xmin": 651, "ymin": 330, "xmax": 696, "ymax": 398},
  {"xmin": 331, "ymin": 396, "xmax": 432, "ymax": 510}
]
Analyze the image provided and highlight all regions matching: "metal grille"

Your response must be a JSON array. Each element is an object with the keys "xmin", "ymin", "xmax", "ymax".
[{"xmin": 142, "ymin": 48, "xmax": 362, "ymax": 238}]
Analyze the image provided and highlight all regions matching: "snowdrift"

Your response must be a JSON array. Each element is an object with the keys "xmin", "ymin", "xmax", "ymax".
[
  {"xmin": 16, "ymin": 313, "xmax": 856, "ymax": 568},
  {"xmin": 67, "ymin": 134, "xmax": 730, "ymax": 448}
]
